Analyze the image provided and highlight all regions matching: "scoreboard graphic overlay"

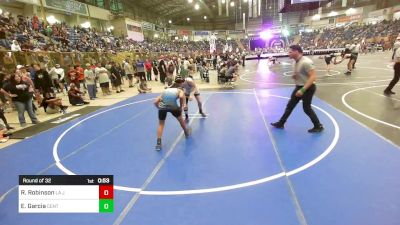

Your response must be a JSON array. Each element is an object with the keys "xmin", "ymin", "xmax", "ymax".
[{"xmin": 19, "ymin": 175, "xmax": 113, "ymax": 213}]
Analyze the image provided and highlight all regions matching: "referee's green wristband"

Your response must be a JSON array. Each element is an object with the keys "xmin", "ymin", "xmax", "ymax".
[{"xmin": 300, "ymin": 87, "xmax": 306, "ymax": 93}]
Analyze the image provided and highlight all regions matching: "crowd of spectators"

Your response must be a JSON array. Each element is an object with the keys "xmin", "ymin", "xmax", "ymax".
[
  {"xmin": 1, "ymin": 9, "xmax": 400, "ymax": 55},
  {"xmin": 0, "ymin": 10, "xmax": 253, "ymax": 55},
  {"xmin": 0, "ymin": 11, "xmax": 245, "ymax": 54},
  {"xmin": 297, "ymin": 19, "xmax": 400, "ymax": 50}
]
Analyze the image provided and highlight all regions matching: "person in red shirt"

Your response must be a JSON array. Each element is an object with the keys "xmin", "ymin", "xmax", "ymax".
[
  {"xmin": 144, "ymin": 59, "xmax": 152, "ymax": 81},
  {"xmin": 75, "ymin": 65, "xmax": 85, "ymax": 91},
  {"xmin": 32, "ymin": 15, "xmax": 39, "ymax": 31},
  {"xmin": 67, "ymin": 66, "xmax": 79, "ymax": 88}
]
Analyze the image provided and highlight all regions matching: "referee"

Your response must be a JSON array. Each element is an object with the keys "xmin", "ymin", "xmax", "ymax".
[
  {"xmin": 271, "ymin": 45, "xmax": 323, "ymax": 133},
  {"xmin": 344, "ymin": 42, "xmax": 360, "ymax": 75},
  {"xmin": 384, "ymin": 39, "xmax": 400, "ymax": 95}
]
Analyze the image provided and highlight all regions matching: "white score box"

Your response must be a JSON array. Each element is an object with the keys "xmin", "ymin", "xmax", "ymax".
[
  {"xmin": 19, "ymin": 199, "xmax": 99, "ymax": 213},
  {"xmin": 19, "ymin": 185, "xmax": 99, "ymax": 200}
]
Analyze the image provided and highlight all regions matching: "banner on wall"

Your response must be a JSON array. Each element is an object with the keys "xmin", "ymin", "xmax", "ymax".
[
  {"xmin": 336, "ymin": 14, "xmax": 362, "ymax": 23},
  {"xmin": 125, "ymin": 19, "xmax": 144, "ymax": 42},
  {"xmin": 194, "ymin": 31, "xmax": 210, "ymax": 36},
  {"xmin": 42, "ymin": 0, "xmax": 88, "ymax": 16},
  {"xmin": 155, "ymin": 25, "xmax": 164, "ymax": 33},
  {"xmin": 142, "ymin": 21, "xmax": 154, "ymax": 30},
  {"xmin": 166, "ymin": 28, "xmax": 177, "ymax": 35},
  {"xmin": 178, "ymin": 30, "xmax": 192, "ymax": 36},
  {"xmin": 215, "ymin": 30, "xmax": 228, "ymax": 35},
  {"xmin": 227, "ymin": 30, "xmax": 245, "ymax": 34}
]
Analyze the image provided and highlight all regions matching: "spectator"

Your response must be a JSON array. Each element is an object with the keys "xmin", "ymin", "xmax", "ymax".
[
  {"xmin": 84, "ymin": 63, "xmax": 97, "ymax": 100},
  {"xmin": 33, "ymin": 63, "xmax": 53, "ymax": 97},
  {"xmin": 158, "ymin": 57, "xmax": 167, "ymax": 83},
  {"xmin": 67, "ymin": 83, "xmax": 89, "ymax": 105},
  {"xmin": 0, "ymin": 73, "xmax": 14, "ymax": 130},
  {"xmin": 40, "ymin": 92, "xmax": 68, "ymax": 114},
  {"xmin": 165, "ymin": 61, "xmax": 175, "ymax": 88},
  {"xmin": 124, "ymin": 59, "xmax": 134, "ymax": 88},
  {"xmin": 19, "ymin": 67, "xmax": 38, "ymax": 113},
  {"xmin": 97, "ymin": 64, "xmax": 111, "ymax": 96},
  {"xmin": 110, "ymin": 62, "xmax": 124, "ymax": 93},
  {"xmin": 145, "ymin": 59, "xmax": 152, "ymax": 81},
  {"xmin": 152, "ymin": 59, "xmax": 159, "ymax": 81},
  {"xmin": 3, "ymin": 74, "xmax": 39, "ymax": 127},
  {"xmin": 54, "ymin": 64, "xmax": 66, "ymax": 93},
  {"xmin": 11, "ymin": 40, "xmax": 21, "ymax": 51},
  {"xmin": 74, "ymin": 65, "xmax": 85, "ymax": 91},
  {"xmin": 46, "ymin": 63, "xmax": 62, "ymax": 93},
  {"xmin": 0, "ymin": 122, "xmax": 12, "ymax": 142},
  {"xmin": 135, "ymin": 59, "xmax": 146, "ymax": 81},
  {"xmin": 0, "ymin": 26, "xmax": 9, "ymax": 49},
  {"xmin": 67, "ymin": 65, "xmax": 79, "ymax": 87}
]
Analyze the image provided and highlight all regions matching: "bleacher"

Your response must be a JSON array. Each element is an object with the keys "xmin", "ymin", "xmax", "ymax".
[{"xmin": 1, "ymin": 9, "xmax": 399, "ymax": 59}]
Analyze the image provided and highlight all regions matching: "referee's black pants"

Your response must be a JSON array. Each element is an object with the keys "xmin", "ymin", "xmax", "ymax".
[
  {"xmin": 279, "ymin": 84, "xmax": 321, "ymax": 127},
  {"xmin": 385, "ymin": 63, "xmax": 400, "ymax": 92}
]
